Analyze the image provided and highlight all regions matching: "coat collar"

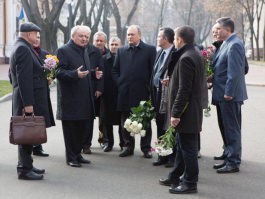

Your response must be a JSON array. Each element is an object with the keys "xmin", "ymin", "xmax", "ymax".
[
  {"xmin": 167, "ymin": 44, "xmax": 194, "ymax": 77},
  {"xmin": 126, "ymin": 40, "xmax": 144, "ymax": 50}
]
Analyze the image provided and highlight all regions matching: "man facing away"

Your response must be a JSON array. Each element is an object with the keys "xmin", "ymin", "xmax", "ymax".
[
  {"xmin": 112, "ymin": 25, "xmax": 156, "ymax": 158},
  {"xmin": 159, "ymin": 26, "xmax": 205, "ymax": 194},
  {"xmin": 211, "ymin": 17, "xmax": 248, "ymax": 174},
  {"xmin": 56, "ymin": 25, "xmax": 103, "ymax": 167}
]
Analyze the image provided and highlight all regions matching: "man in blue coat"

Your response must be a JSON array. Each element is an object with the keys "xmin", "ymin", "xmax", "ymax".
[
  {"xmin": 112, "ymin": 25, "xmax": 156, "ymax": 158},
  {"xmin": 211, "ymin": 17, "xmax": 248, "ymax": 173}
]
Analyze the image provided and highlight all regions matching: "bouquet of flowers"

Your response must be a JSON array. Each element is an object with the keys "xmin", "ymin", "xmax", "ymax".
[
  {"xmin": 201, "ymin": 46, "xmax": 215, "ymax": 117},
  {"xmin": 153, "ymin": 126, "xmax": 175, "ymax": 156},
  {"xmin": 43, "ymin": 54, "xmax": 59, "ymax": 79},
  {"xmin": 201, "ymin": 46, "xmax": 215, "ymax": 77},
  {"xmin": 124, "ymin": 100, "xmax": 155, "ymax": 137}
]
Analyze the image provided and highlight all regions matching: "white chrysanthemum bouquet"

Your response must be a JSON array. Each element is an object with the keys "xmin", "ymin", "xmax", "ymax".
[{"xmin": 124, "ymin": 101, "xmax": 155, "ymax": 137}]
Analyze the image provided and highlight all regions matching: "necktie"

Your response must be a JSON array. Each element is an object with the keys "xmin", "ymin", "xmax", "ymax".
[{"xmin": 153, "ymin": 51, "xmax": 165, "ymax": 88}]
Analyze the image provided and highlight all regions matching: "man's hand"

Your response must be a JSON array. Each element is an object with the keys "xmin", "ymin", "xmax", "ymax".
[
  {"xmin": 161, "ymin": 77, "xmax": 169, "ymax": 87},
  {"xmin": 24, "ymin": 105, "xmax": 33, "ymax": 113},
  {"xmin": 47, "ymin": 77, "xmax": 53, "ymax": 85},
  {"xmin": 95, "ymin": 67, "xmax": 103, "ymax": 79},
  {"xmin": 77, "ymin": 65, "xmax": 89, "ymax": 79},
  {"xmin": 95, "ymin": 91, "xmax": 102, "ymax": 98},
  {"xmin": 171, "ymin": 117, "xmax": 180, "ymax": 128},
  {"xmin": 224, "ymin": 95, "xmax": 233, "ymax": 101}
]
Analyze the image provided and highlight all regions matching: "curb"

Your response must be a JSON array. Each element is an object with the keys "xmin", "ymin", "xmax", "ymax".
[
  {"xmin": 0, "ymin": 93, "xmax": 12, "ymax": 103},
  {"xmin": 246, "ymin": 83, "xmax": 265, "ymax": 87}
]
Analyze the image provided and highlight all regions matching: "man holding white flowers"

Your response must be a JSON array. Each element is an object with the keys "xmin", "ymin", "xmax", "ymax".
[
  {"xmin": 159, "ymin": 26, "xmax": 205, "ymax": 194},
  {"xmin": 112, "ymin": 25, "xmax": 156, "ymax": 158}
]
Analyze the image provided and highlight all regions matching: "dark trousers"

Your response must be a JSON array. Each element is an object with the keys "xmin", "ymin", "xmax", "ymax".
[
  {"xmin": 62, "ymin": 120, "xmax": 91, "ymax": 162},
  {"xmin": 219, "ymin": 101, "xmax": 242, "ymax": 166},
  {"xmin": 154, "ymin": 87, "xmax": 166, "ymax": 138},
  {"xmin": 17, "ymin": 144, "xmax": 33, "ymax": 174},
  {"xmin": 216, "ymin": 104, "xmax": 227, "ymax": 148},
  {"xmin": 82, "ymin": 120, "xmax": 94, "ymax": 149},
  {"xmin": 102, "ymin": 124, "xmax": 124, "ymax": 147},
  {"xmin": 120, "ymin": 111, "xmax": 152, "ymax": 152},
  {"xmin": 169, "ymin": 133, "xmax": 199, "ymax": 186}
]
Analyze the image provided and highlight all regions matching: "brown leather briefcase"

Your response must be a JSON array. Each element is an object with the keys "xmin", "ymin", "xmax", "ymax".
[{"xmin": 9, "ymin": 114, "xmax": 47, "ymax": 145}]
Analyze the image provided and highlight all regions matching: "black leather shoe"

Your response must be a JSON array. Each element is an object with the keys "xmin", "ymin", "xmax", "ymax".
[
  {"xmin": 103, "ymin": 145, "xmax": 113, "ymax": 152},
  {"xmin": 119, "ymin": 149, "xmax": 134, "ymax": 157},
  {"xmin": 78, "ymin": 157, "xmax": 91, "ymax": 164},
  {"xmin": 32, "ymin": 167, "xmax": 45, "ymax": 174},
  {"xmin": 165, "ymin": 161, "xmax": 174, "ymax": 168},
  {"xmin": 153, "ymin": 158, "xmax": 167, "ymax": 166},
  {"xmin": 217, "ymin": 165, "xmax": 239, "ymax": 174},
  {"xmin": 214, "ymin": 154, "xmax": 226, "ymax": 160},
  {"xmin": 18, "ymin": 171, "xmax": 44, "ymax": 180},
  {"xmin": 159, "ymin": 178, "xmax": 179, "ymax": 187},
  {"xmin": 213, "ymin": 162, "xmax": 226, "ymax": 169},
  {"xmin": 67, "ymin": 161, "xmax": 82, "ymax": 167},
  {"xmin": 169, "ymin": 184, "xmax": 197, "ymax": 194},
  {"xmin": 83, "ymin": 147, "xmax": 92, "ymax": 154},
  {"xmin": 143, "ymin": 151, "xmax": 152, "ymax": 159},
  {"xmin": 33, "ymin": 149, "xmax": 49, "ymax": 157}
]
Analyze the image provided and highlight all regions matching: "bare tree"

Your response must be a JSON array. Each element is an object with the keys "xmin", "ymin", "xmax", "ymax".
[
  {"xmin": 173, "ymin": 0, "xmax": 212, "ymax": 45},
  {"xmin": 56, "ymin": 0, "xmax": 81, "ymax": 44},
  {"xmin": 111, "ymin": 0, "xmax": 140, "ymax": 44},
  {"xmin": 237, "ymin": 0, "xmax": 265, "ymax": 60},
  {"xmin": 21, "ymin": 0, "xmax": 65, "ymax": 53}
]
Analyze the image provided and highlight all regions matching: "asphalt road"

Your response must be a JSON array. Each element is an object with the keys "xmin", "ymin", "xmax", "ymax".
[{"xmin": 1, "ymin": 86, "xmax": 265, "ymax": 199}]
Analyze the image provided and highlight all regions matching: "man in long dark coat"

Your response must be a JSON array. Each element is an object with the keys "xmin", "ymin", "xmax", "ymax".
[
  {"xmin": 101, "ymin": 36, "xmax": 124, "ymax": 152},
  {"xmin": 159, "ymin": 26, "xmax": 205, "ymax": 194},
  {"xmin": 32, "ymin": 32, "xmax": 53, "ymax": 157},
  {"xmin": 9, "ymin": 22, "xmax": 55, "ymax": 180},
  {"xmin": 56, "ymin": 25, "xmax": 103, "ymax": 167},
  {"xmin": 112, "ymin": 25, "xmax": 156, "ymax": 158}
]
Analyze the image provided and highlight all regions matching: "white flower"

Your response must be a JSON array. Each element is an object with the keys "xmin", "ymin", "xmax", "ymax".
[
  {"xmin": 159, "ymin": 148, "xmax": 173, "ymax": 156},
  {"xmin": 131, "ymin": 121, "xmax": 138, "ymax": 127},
  {"xmin": 125, "ymin": 118, "xmax": 132, "ymax": 126},
  {"xmin": 137, "ymin": 123, "xmax": 143, "ymax": 130},
  {"xmin": 130, "ymin": 133, "xmax": 135, "ymax": 137},
  {"xmin": 140, "ymin": 130, "xmax": 146, "ymax": 137}
]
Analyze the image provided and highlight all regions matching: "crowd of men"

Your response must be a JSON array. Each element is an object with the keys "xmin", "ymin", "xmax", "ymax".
[{"xmin": 9, "ymin": 17, "xmax": 247, "ymax": 194}]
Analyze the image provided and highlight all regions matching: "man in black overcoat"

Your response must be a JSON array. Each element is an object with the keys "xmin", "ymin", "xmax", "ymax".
[
  {"xmin": 112, "ymin": 25, "xmax": 156, "ymax": 158},
  {"xmin": 101, "ymin": 36, "xmax": 124, "ymax": 152},
  {"xmin": 9, "ymin": 22, "xmax": 55, "ymax": 180},
  {"xmin": 56, "ymin": 25, "xmax": 103, "ymax": 167},
  {"xmin": 151, "ymin": 27, "xmax": 176, "ymax": 167},
  {"xmin": 159, "ymin": 26, "xmax": 205, "ymax": 194},
  {"xmin": 32, "ymin": 32, "xmax": 53, "ymax": 157}
]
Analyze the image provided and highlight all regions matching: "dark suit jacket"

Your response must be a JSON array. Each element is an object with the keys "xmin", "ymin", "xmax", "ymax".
[
  {"xmin": 212, "ymin": 34, "xmax": 248, "ymax": 104},
  {"xmin": 168, "ymin": 44, "xmax": 204, "ymax": 133},
  {"xmin": 112, "ymin": 40, "xmax": 156, "ymax": 111},
  {"xmin": 150, "ymin": 46, "xmax": 175, "ymax": 108},
  {"xmin": 9, "ymin": 38, "xmax": 55, "ymax": 127},
  {"xmin": 55, "ymin": 40, "xmax": 103, "ymax": 120}
]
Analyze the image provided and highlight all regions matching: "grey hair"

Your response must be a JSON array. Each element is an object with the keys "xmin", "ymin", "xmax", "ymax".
[
  {"xmin": 109, "ymin": 36, "xmax": 121, "ymax": 43},
  {"xmin": 70, "ymin": 25, "xmax": 91, "ymax": 37},
  {"xmin": 93, "ymin": 31, "xmax": 107, "ymax": 41}
]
